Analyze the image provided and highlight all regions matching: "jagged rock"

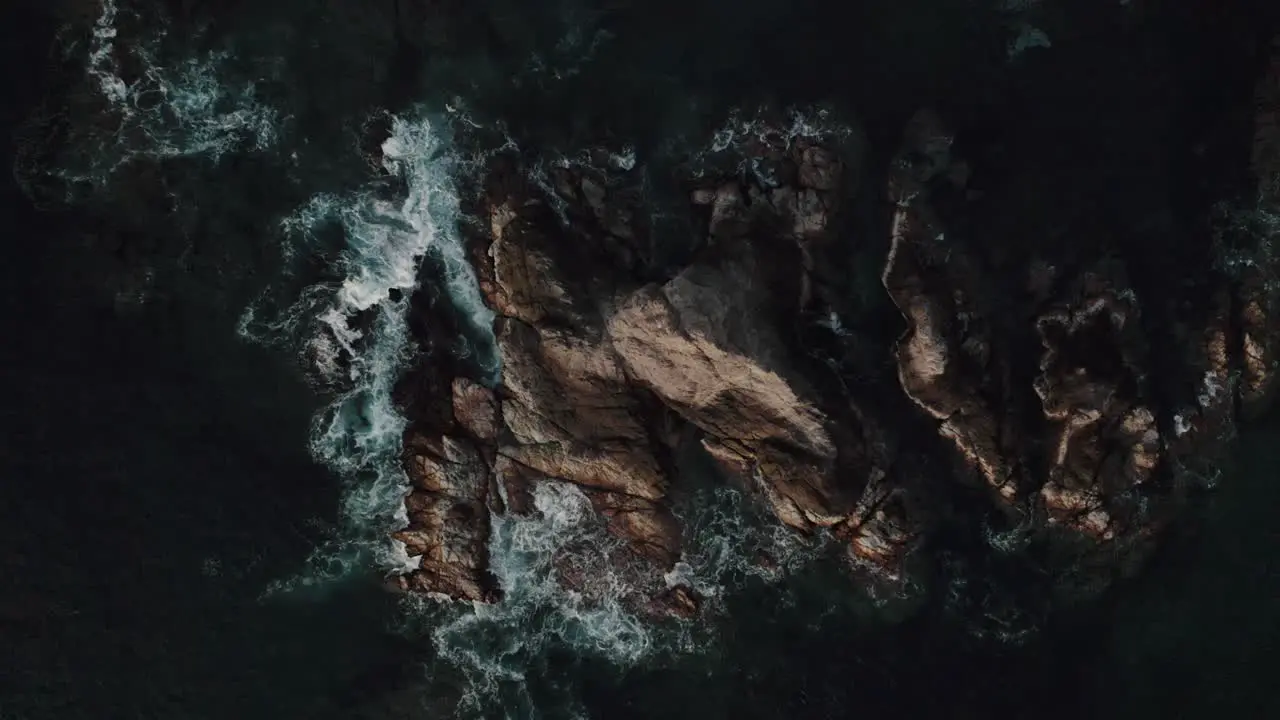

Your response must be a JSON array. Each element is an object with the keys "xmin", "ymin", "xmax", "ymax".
[
  {"xmin": 452, "ymin": 377, "xmax": 499, "ymax": 442},
  {"xmin": 607, "ymin": 261, "xmax": 856, "ymax": 531},
  {"xmin": 396, "ymin": 153, "xmax": 692, "ymax": 612},
  {"xmin": 840, "ymin": 467, "xmax": 923, "ymax": 580},
  {"xmin": 581, "ymin": 489, "xmax": 683, "ymax": 564},
  {"xmin": 647, "ymin": 585, "xmax": 700, "ymax": 619},
  {"xmin": 1033, "ymin": 270, "xmax": 1158, "ymax": 539},
  {"xmin": 797, "ymin": 144, "xmax": 840, "ymax": 191},
  {"xmin": 1227, "ymin": 242, "xmax": 1280, "ymax": 422},
  {"xmin": 498, "ymin": 442, "xmax": 666, "ymax": 501},
  {"xmin": 497, "ymin": 320, "xmax": 645, "ymax": 444},
  {"xmin": 884, "ymin": 109, "xmax": 1018, "ymax": 504},
  {"xmin": 487, "ymin": 203, "xmax": 576, "ymax": 326},
  {"xmin": 392, "ymin": 433, "xmax": 498, "ymax": 602},
  {"xmin": 492, "ymin": 453, "xmax": 538, "ymax": 515},
  {"xmin": 879, "ymin": 109, "xmax": 1202, "ymax": 590}
]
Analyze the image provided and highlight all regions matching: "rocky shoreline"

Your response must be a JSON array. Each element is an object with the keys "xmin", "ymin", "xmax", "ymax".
[{"xmin": 387, "ymin": 38, "xmax": 1280, "ymax": 619}]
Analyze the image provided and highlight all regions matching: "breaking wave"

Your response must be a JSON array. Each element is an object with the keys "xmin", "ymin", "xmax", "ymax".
[{"xmin": 418, "ymin": 481, "xmax": 655, "ymax": 716}]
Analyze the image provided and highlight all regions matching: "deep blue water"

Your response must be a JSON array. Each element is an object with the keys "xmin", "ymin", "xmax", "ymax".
[{"xmin": 4, "ymin": 1, "xmax": 1280, "ymax": 718}]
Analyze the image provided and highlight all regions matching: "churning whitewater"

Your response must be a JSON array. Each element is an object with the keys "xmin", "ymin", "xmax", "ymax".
[{"xmin": 244, "ymin": 109, "xmax": 499, "ymax": 590}]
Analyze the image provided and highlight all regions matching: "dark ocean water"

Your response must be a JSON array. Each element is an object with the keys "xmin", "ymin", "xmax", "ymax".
[{"xmin": 3, "ymin": 1, "xmax": 1280, "ymax": 718}]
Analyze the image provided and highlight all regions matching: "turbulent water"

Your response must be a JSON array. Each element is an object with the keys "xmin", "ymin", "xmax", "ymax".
[
  {"xmin": 241, "ymin": 109, "xmax": 501, "ymax": 591},
  {"xmin": 9, "ymin": 0, "xmax": 1280, "ymax": 718}
]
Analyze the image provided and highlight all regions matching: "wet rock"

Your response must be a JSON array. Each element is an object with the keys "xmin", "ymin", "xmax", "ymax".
[
  {"xmin": 883, "ymin": 109, "xmax": 1018, "ymax": 504},
  {"xmin": 797, "ymin": 144, "xmax": 840, "ymax": 191},
  {"xmin": 875, "ymin": 108, "xmax": 1235, "ymax": 596},
  {"xmin": 581, "ymin": 489, "xmax": 683, "ymax": 565},
  {"xmin": 707, "ymin": 182, "xmax": 750, "ymax": 239},
  {"xmin": 492, "ymin": 453, "xmax": 539, "ymax": 516},
  {"xmin": 452, "ymin": 377, "xmax": 499, "ymax": 442},
  {"xmin": 1033, "ymin": 270, "xmax": 1158, "ymax": 539},
  {"xmin": 840, "ymin": 467, "xmax": 924, "ymax": 583},
  {"xmin": 647, "ymin": 585, "xmax": 700, "ymax": 619},
  {"xmin": 392, "ymin": 433, "xmax": 498, "ymax": 602},
  {"xmin": 396, "ymin": 151, "xmax": 690, "ymax": 611}
]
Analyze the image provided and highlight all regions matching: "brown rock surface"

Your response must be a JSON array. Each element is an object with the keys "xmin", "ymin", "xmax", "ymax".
[
  {"xmin": 1033, "ymin": 269, "xmax": 1159, "ymax": 540},
  {"xmin": 606, "ymin": 264, "xmax": 853, "ymax": 532},
  {"xmin": 884, "ymin": 109, "xmax": 1020, "ymax": 505},
  {"xmin": 394, "ymin": 151, "xmax": 693, "ymax": 613},
  {"xmin": 875, "ymin": 107, "xmax": 1255, "ymax": 586},
  {"xmin": 392, "ymin": 432, "xmax": 498, "ymax": 601}
]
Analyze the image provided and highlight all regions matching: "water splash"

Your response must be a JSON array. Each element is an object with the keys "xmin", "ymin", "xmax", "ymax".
[
  {"xmin": 1008, "ymin": 24, "xmax": 1052, "ymax": 59},
  {"xmin": 703, "ymin": 107, "xmax": 855, "ymax": 158},
  {"xmin": 248, "ymin": 111, "xmax": 498, "ymax": 594},
  {"xmin": 669, "ymin": 105, "xmax": 861, "ymax": 186},
  {"xmin": 58, "ymin": 0, "xmax": 278, "ymax": 191},
  {"xmin": 1000, "ymin": 0, "xmax": 1052, "ymax": 61},
  {"xmin": 673, "ymin": 485, "xmax": 822, "ymax": 608},
  {"xmin": 404, "ymin": 477, "xmax": 825, "ymax": 717},
  {"xmin": 414, "ymin": 481, "xmax": 652, "ymax": 716}
]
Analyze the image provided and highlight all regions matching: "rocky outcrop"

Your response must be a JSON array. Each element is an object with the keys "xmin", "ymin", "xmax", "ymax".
[
  {"xmin": 390, "ymin": 80, "xmax": 1280, "ymax": 617},
  {"xmin": 389, "ymin": 122, "xmax": 908, "ymax": 608},
  {"xmin": 884, "ymin": 109, "xmax": 1021, "ymax": 507},
  {"xmin": 482, "ymin": 162, "xmax": 689, "ymax": 592},
  {"xmin": 878, "ymin": 104, "xmax": 1276, "ymax": 589},
  {"xmin": 391, "ymin": 152, "xmax": 688, "ymax": 613},
  {"xmin": 886, "ymin": 112, "xmax": 1170, "ymax": 545},
  {"xmin": 1032, "ymin": 267, "xmax": 1160, "ymax": 540},
  {"xmin": 607, "ymin": 259, "xmax": 848, "ymax": 531},
  {"xmin": 392, "ymin": 430, "xmax": 497, "ymax": 601},
  {"xmin": 389, "ymin": 364, "xmax": 504, "ymax": 601}
]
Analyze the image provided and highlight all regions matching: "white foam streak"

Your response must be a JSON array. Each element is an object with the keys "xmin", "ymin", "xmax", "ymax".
[
  {"xmin": 71, "ymin": 0, "xmax": 279, "ymax": 188},
  {"xmin": 88, "ymin": 0, "xmax": 128, "ymax": 106},
  {"xmin": 428, "ymin": 481, "xmax": 655, "ymax": 716},
  {"xmin": 676, "ymin": 486, "xmax": 819, "ymax": 602},
  {"xmin": 691, "ymin": 107, "xmax": 856, "ymax": 180}
]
